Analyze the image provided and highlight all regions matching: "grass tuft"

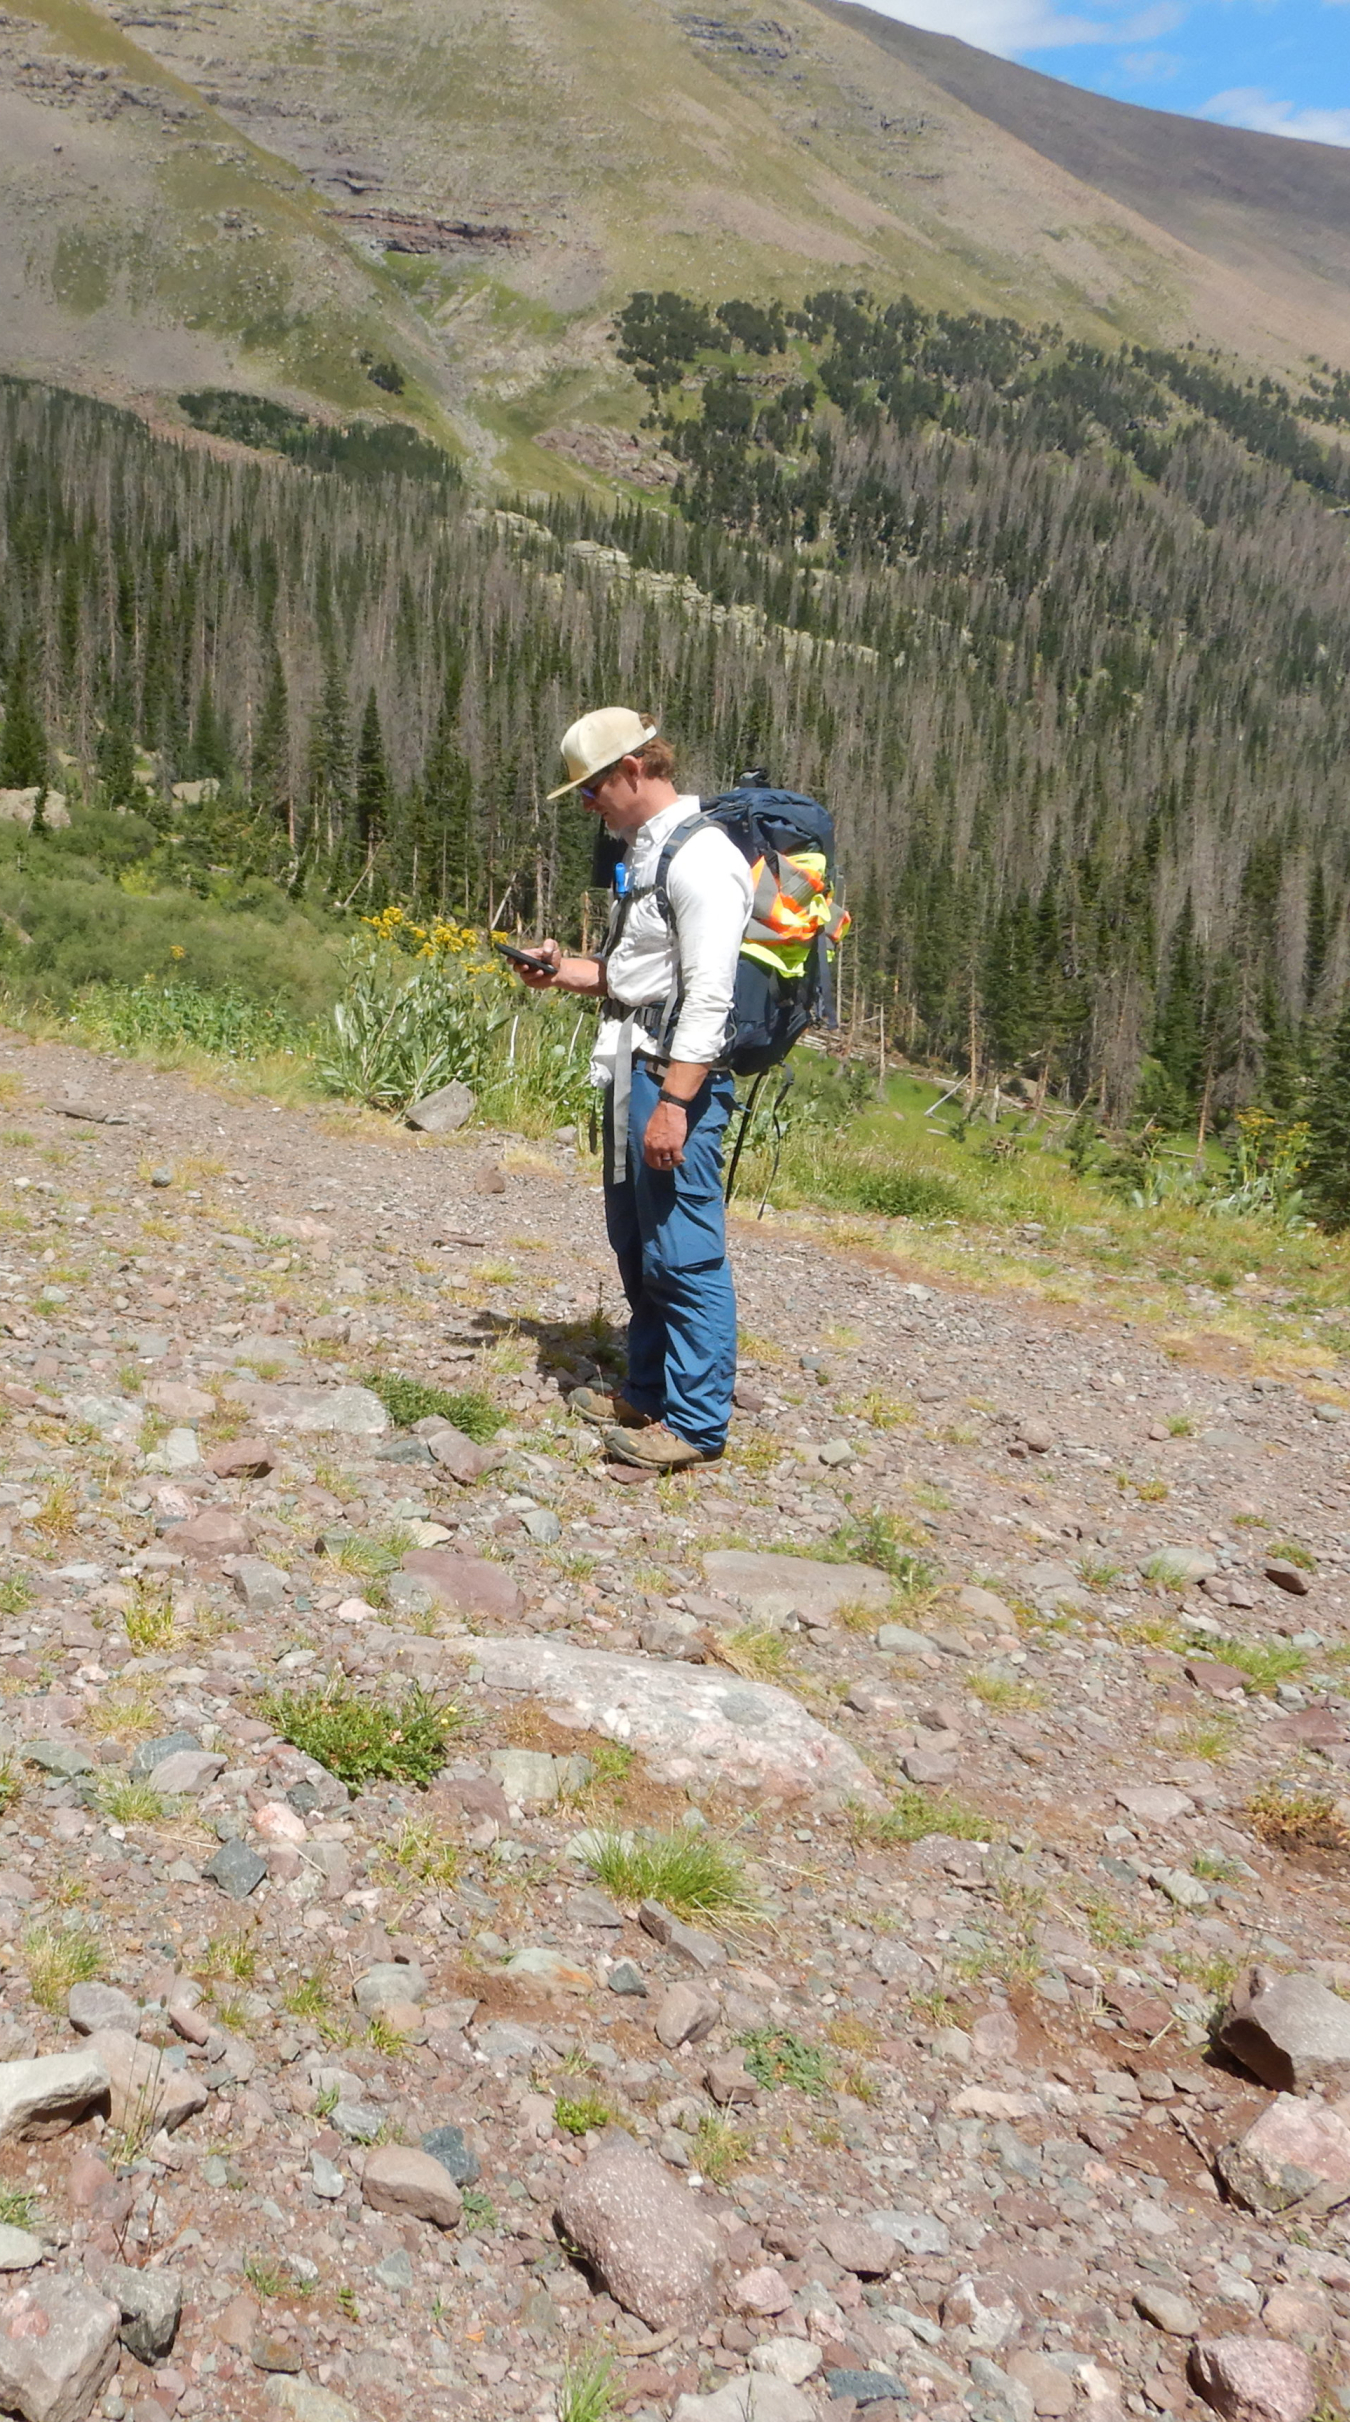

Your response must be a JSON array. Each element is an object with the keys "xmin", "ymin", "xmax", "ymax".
[
  {"xmin": 559, "ymin": 2348, "xmax": 619, "ymax": 2422},
  {"xmin": 1246, "ymin": 1780, "xmax": 1350, "ymax": 1855},
  {"xmin": 692, "ymin": 2110, "xmax": 752, "ymax": 2181},
  {"xmin": 258, "ymin": 1679, "xmax": 459, "ymax": 1791},
  {"xmin": 361, "ymin": 1371, "xmax": 502, "ymax": 1442},
  {"xmin": 99, "ymin": 1778, "xmax": 167, "ymax": 1825},
  {"xmin": 849, "ymin": 1787, "xmax": 991, "ymax": 1846},
  {"xmin": 23, "ymin": 1923, "xmax": 101, "ymax": 2010},
  {"xmin": 740, "ymin": 2027, "xmax": 834, "ymax": 2095},
  {"xmin": 554, "ymin": 2093, "xmax": 612, "ymax": 2137},
  {"xmin": 584, "ymin": 1825, "xmax": 763, "ymax": 1928}
]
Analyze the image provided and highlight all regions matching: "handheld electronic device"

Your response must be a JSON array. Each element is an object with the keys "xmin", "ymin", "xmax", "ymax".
[{"xmin": 493, "ymin": 940, "xmax": 554, "ymax": 974}]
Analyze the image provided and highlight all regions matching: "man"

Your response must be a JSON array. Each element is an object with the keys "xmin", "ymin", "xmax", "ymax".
[{"xmin": 519, "ymin": 707, "xmax": 752, "ymax": 1472}]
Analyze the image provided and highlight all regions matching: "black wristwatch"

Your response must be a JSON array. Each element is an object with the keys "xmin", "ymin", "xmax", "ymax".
[{"xmin": 657, "ymin": 1090, "xmax": 690, "ymax": 1109}]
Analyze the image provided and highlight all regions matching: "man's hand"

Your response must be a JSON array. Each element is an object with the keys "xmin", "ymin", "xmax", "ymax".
[
  {"xmin": 518, "ymin": 940, "xmax": 562, "ymax": 991},
  {"xmin": 643, "ymin": 1099, "xmax": 688, "ymax": 1171}
]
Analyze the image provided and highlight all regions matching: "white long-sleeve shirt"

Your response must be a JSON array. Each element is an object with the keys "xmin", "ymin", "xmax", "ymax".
[{"xmin": 591, "ymin": 796, "xmax": 753, "ymax": 1080}]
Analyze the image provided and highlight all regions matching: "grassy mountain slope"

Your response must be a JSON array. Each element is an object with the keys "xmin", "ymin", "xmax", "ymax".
[{"xmin": 1, "ymin": 0, "xmax": 1348, "ymax": 480}]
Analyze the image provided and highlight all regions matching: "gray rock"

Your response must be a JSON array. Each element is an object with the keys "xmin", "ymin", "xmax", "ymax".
[
  {"xmin": 230, "ymin": 1558, "xmax": 289, "ymax": 1611},
  {"xmin": 422, "ymin": 2124, "xmax": 479, "ymax": 2185},
  {"xmin": 423, "ymin": 1429, "xmax": 500, "ymax": 1486},
  {"xmin": 84, "ymin": 2032, "xmax": 206, "ymax": 2136},
  {"xmin": 521, "ymin": 1507, "xmax": 562, "ymax": 1546},
  {"xmin": 674, "ymin": 2382, "xmax": 817, "ymax": 2422},
  {"xmin": 374, "ymin": 2248, "xmax": 415, "ymax": 2292},
  {"xmin": 877, "ymin": 1623, "xmax": 939, "ymax": 1655},
  {"xmin": 331, "ymin": 2099, "xmax": 383, "ymax": 2143},
  {"xmin": 226, "ymin": 1383, "xmax": 389, "ymax": 1438},
  {"xmin": 487, "ymin": 1749, "xmax": 565, "ymax": 1808},
  {"xmin": 0, "ymin": 2274, "xmax": 120, "ymax": 2422},
  {"xmin": 0, "ymin": 2231, "xmax": 42, "ymax": 2273},
  {"xmin": 869, "ymin": 2208, "xmax": 950, "ymax": 2255},
  {"xmin": 702, "ymin": 1548, "xmax": 892, "ymax": 1622},
  {"xmin": 406, "ymin": 1080, "xmax": 475, "ymax": 1134},
  {"xmin": 67, "ymin": 1985, "xmax": 139, "ymax": 2037},
  {"xmin": 130, "ymin": 1731, "xmax": 201, "ymax": 1780},
  {"xmin": 825, "ymin": 2372, "xmax": 908, "ymax": 2406},
  {"xmin": 608, "ymin": 1961, "xmax": 647, "ymax": 1997},
  {"xmin": 558, "ymin": 2139, "xmax": 722, "ymax": 2329},
  {"xmin": 1136, "ymin": 2284, "xmax": 1200, "ymax": 2336},
  {"xmin": 459, "ymin": 1636, "xmax": 879, "ymax": 1800},
  {"xmin": 639, "ymin": 1899, "xmax": 725, "ymax": 1970},
  {"xmin": 354, "ymin": 1963, "xmax": 427, "ymax": 2015},
  {"xmin": 0, "ymin": 2052, "xmax": 109, "ymax": 2143},
  {"xmin": 147, "ymin": 1750, "xmax": 226, "ymax": 1795},
  {"xmin": 373, "ymin": 1437, "xmax": 435, "ymax": 1467},
  {"xmin": 21, "ymin": 1746, "xmax": 93, "ymax": 1780},
  {"xmin": 203, "ymin": 1839, "xmax": 268, "ymax": 1899},
  {"xmin": 265, "ymin": 2384, "xmax": 359, "ymax": 2422},
  {"xmin": 1219, "ymin": 1965, "xmax": 1350, "ymax": 2093},
  {"xmin": 653, "ymin": 1982, "xmax": 720, "ymax": 2048},
  {"xmin": 311, "ymin": 2154, "xmax": 345, "ymax": 2199},
  {"xmin": 99, "ymin": 2263, "xmax": 182, "ymax": 2361}
]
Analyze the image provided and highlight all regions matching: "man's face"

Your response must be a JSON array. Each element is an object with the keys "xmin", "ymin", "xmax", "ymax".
[{"xmin": 579, "ymin": 756, "xmax": 645, "ymax": 837}]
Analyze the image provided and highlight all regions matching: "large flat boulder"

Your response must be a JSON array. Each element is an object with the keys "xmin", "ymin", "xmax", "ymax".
[
  {"xmin": 457, "ymin": 1637, "xmax": 881, "ymax": 1801},
  {"xmin": 703, "ymin": 1549, "xmax": 893, "ymax": 1624},
  {"xmin": 401, "ymin": 1550, "xmax": 520, "ymax": 1620},
  {"xmin": 223, "ymin": 1384, "xmax": 389, "ymax": 1437},
  {"xmin": 1219, "ymin": 1965, "xmax": 1350, "ymax": 2094}
]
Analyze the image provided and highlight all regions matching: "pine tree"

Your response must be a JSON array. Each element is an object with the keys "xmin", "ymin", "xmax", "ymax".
[
  {"xmin": 251, "ymin": 653, "xmax": 291, "ymax": 833},
  {"xmin": 1304, "ymin": 1001, "xmax": 1350, "ymax": 1230},
  {"xmin": 0, "ymin": 634, "xmax": 47, "ymax": 788},
  {"xmin": 354, "ymin": 689, "xmax": 389, "ymax": 862}
]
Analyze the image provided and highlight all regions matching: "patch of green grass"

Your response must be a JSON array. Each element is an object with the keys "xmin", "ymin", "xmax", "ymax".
[
  {"xmin": 692, "ymin": 2110, "xmax": 752, "ymax": 2182},
  {"xmin": 584, "ymin": 1825, "xmax": 763, "ymax": 1927},
  {"xmin": 1079, "ymin": 1892, "xmax": 1146, "ymax": 1953},
  {"xmin": 554, "ymin": 2093, "xmax": 612, "ymax": 2136},
  {"xmin": 907, "ymin": 1985, "xmax": 966, "ymax": 2028},
  {"xmin": 123, "ymin": 1583, "xmax": 176, "ymax": 1652},
  {"xmin": 1165, "ymin": 1415, "xmax": 1194, "ymax": 1437},
  {"xmin": 1267, "ymin": 1538, "xmax": 1316, "ymax": 1571},
  {"xmin": 0, "ymin": 2188, "xmax": 38, "ymax": 2230},
  {"xmin": 0, "ymin": 1761, "xmax": 20, "ymax": 1816},
  {"xmin": 740, "ymin": 2027, "xmax": 834, "ymax": 2096},
  {"xmin": 202, "ymin": 1935, "xmax": 258, "ymax": 1984},
  {"xmin": 1173, "ymin": 1716, "xmax": 1239, "ymax": 1761},
  {"xmin": 559, "ymin": 2348, "xmax": 619, "ymax": 2422},
  {"xmin": 321, "ymin": 1524, "xmax": 416, "ymax": 1584},
  {"xmin": 244, "ymin": 2253, "xmax": 313, "ymax": 2300},
  {"xmin": 850, "ymin": 1787, "xmax": 991, "ymax": 1846},
  {"xmin": 1247, "ymin": 1780, "xmax": 1350, "ymax": 1854},
  {"xmin": 1077, "ymin": 1555, "xmax": 1124, "ymax": 1589},
  {"xmin": 361, "ymin": 1371, "xmax": 502, "ymax": 1442},
  {"xmin": 1175, "ymin": 1948, "xmax": 1240, "ymax": 2002},
  {"xmin": 367, "ymin": 2014, "xmax": 409, "ymax": 2057},
  {"xmin": 1192, "ymin": 1851, "xmax": 1245, "ymax": 1884},
  {"xmin": 1209, "ymin": 1637, "xmax": 1308, "ymax": 1693},
  {"xmin": 281, "ymin": 1971, "xmax": 332, "ymax": 2024},
  {"xmin": 827, "ymin": 1509, "xmax": 938, "ymax": 1588},
  {"xmin": 0, "ymin": 1577, "xmax": 36, "ymax": 1617},
  {"xmin": 99, "ymin": 1778, "xmax": 167, "ymax": 1824},
  {"xmin": 258, "ymin": 1679, "xmax": 459, "ymax": 1791},
  {"xmin": 715, "ymin": 1626, "xmax": 797, "ymax": 1683},
  {"xmin": 460, "ymin": 2186, "xmax": 497, "ymax": 2234},
  {"xmin": 23, "ymin": 1923, "xmax": 101, "ymax": 2010},
  {"xmin": 379, "ymin": 1817, "xmax": 460, "ymax": 1887},
  {"xmin": 966, "ymin": 1670, "xmax": 1044, "ymax": 1711}
]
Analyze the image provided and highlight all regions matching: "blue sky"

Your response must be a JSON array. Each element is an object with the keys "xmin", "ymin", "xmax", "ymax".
[{"xmin": 869, "ymin": 0, "xmax": 1350, "ymax": 145}]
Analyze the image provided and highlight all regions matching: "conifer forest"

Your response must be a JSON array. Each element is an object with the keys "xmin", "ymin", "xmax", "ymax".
[{"xmin": 3, "ymin": 288, "xmax": 1350, "ymax": 1131}]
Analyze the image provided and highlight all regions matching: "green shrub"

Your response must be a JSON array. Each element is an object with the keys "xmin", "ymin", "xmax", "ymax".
[
  {"xmin": 740, "ymin": 2027, "xmax": 834, "ymax": 2095},
  {"xmin": 584, "ymin": 1825, "xmax": 763, "ymax": 1926},
  {"xmin": 317, "ymin": 939, "xmax": 506, "ymax": 1111},
  {"xmin": 258, "ymin": 1680, "xmax": 459, "ymax": 1791},
  {"xmin": 362, "ymin": 1373, "xmax": 502, "ymax": 1440}
]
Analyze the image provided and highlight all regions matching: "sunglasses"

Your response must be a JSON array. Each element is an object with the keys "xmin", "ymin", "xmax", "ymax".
[{"xmin": 579, "ymin": 758, "xmax": 623, "ymax": 801}]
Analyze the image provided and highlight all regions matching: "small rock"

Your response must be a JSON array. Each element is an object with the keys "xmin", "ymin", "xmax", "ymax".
[
  {"xmin": 731, "ymin": 2266, "xmax": 792, "ymax": 2315},
  {"xmin": 654, "ymin": 1982, "xmax": 720, "ymax": 2049},
  {"xmin": 251, "ymin": 2333, "xmax": 303, "ymax": 2375},
  {"xmin": 1136, "ymin": 2285, "xmax": 1201, "ymax": 2336},
  {"xmin": 424, "ymin": 1429, "xmax": 500, "ymax": 1486},
  {"xmin": 402, "ymin": 1549, "xmax": 521, "ymax": 1620},
  {"xmin": 1115, "ymin": 1784, "xmax": 1194, "ymax": 1825},
  {"xmin": 85, "ymin": 2031, "xmax": 206, "ymax": 2136},
  {"xmin": 148, "ymin": 1750, "xmax": 225, "ymax": 1795},
  {"xmin": 958, "ymin": 1585, "xmax": 1018, "ymax": 1626},
  {"xmin": 705, "ymin": 2053, "xmax": 757, "ymax": 2105},
  {"xmin": 266, "ymin": 2381, "xmax": 360, "ymax": 2422},
  {"xmin": 1190, "ymin": 2338, "xmax": 1316, "ymax": 2422},
  {"xmin": 486, "ymin": 1749, "xmax": 563, "ymax": 1808},
  {"xmin": 824, "ymin": 2370, "xmax": 908, "ymax": 2407},
  {"xmin": 0, "ymin": 2231, "xmax": 42, "ymax": 2274},
  {"xmin": 1219, "ymin": 1965, "xmax": 1350, "ymax": 2093},
  {"xmin": 353, "ymin": 1962, "xmax": 427, "ymax": 2015},
  {"xmin": 0, "ymin": 2278, "xmax": 118, "ymax": 2420},
  {"xmin": 208, "ymin": 1438, "xmax": 277, "ymax": 1480},
  {"xmin": 639, "ymin": 1899, "xmax": 724, "ymax": 1970},
  {"xmin": 869, "ymin": 2208, "xmax": 950, "ymax": 2255},
  {"xmin": 406, "ymin": 1079, "xmax": 475, "ymax": 1134},
  {"xmin": 556, "ymin": 2138, "xmax": 721, "ymax": 2329},
  {"xmin": 230, "ymin": 1557, "xmax": 289, "ymax": 1610},
  {"xmin": 174, "ymin": 1509, "xmax": 252, "ymax": 1563},
  {"xmin": 608, "ymin": 1961, "xmax": 647, "ymax": 1997},
  {"xmin": 99, "ymin": 2264, "xmax": 182, "ymax": 2362},
  {"xmin": 1007, "ymin": 2350, "xmax": 1076, "ymax": 2417},
  {"xmin": 1016, "ymin": 1417, "xmax": 1054, "ymax": 1454},
  {"xmin": 421, "ymin": 2124, "xmax": 479, "ymax": 2185},
  {"xmin": 0, "ymin": 2052, "xmax": 109, "ymax": 2143},
  {"xmin": 331, "ymin": 2100, "xmax": 383, "ymax": 2143},
  {"xmin": 67, "ymin": 1985, "xmax": 138, "ymax": 2037},
  {"xmin": 362, "ymin": 2146, "xmax": 462, "ymax": 2228},
  {"xmin": 310, "ymin": 2154, "xmax": 344, "ymax": 2199},
  {"xmin": 1150, "ymin": 1548, "xmax": 1219, "ymax": 1585},
  {"xmin": 203, "ymin": 1840, "xmax": 269, "ymax": 1900},
  {"xmin": 818, "ymin": 2217, "xmax": 896, "ymax": 2275},
  {"xmin": 374, "ymin": 2248, "xmax": 414, "ymax": 2292},
  {"xmin": 943, "ymin": 2272, "xmax": 1024, "ymax": 2350},
  {"xmin": 1265, "ymin": 1561, "xmax": 1311, "ymax": 1596},
  {"xmin": 673, "ymin": 2375, "xmax": 816, "ymax": 2422},
  {"xmin": 877, "ymin": 1622, "xmax": 938, "ymax": 1655},
  {"xmin": 750, "ymin": 2341, "xmax": 822, "ymax": 2386},
  {"xmin": 1218, "ymin": 2092, "xmax": 1350, "ymax": 2215}
]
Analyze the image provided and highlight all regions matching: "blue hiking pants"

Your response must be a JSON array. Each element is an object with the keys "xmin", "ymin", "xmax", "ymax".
[{"xmin": 603, "ymin": 1056, "xmax": 738, "ymax": 1455}]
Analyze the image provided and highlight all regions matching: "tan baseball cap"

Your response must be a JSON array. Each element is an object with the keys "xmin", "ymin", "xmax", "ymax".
[{"xmin": 547, "ymin": 707, "xmax": 658, "ymax": 800}]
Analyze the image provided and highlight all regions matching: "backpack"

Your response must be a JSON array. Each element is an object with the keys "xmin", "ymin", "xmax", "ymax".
[{"xmin": 631, "ymin": 786, "xmax": 850, "ymax": 1075}]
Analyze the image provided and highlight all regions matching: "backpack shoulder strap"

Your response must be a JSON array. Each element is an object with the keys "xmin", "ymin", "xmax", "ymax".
[{"xmin": 645, "ymin": 807, "xmax": 706, "ymax": 926}]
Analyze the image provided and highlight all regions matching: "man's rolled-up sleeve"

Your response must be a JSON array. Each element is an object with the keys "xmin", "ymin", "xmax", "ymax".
[{"xmin": 665, "ymin": 833, "xmax": 754, "ymax": 1067}]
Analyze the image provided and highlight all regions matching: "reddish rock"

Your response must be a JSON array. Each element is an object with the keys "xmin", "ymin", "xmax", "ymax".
[
  {"xmin": 0, "ymin": 2275, "xmax": 120, "ymax": 2422},
  {"xmin": 207, "ymin": 1438, "xmax": 276, "ymax": 1479},
  {"xmin": 361, "ymin": 2146, "xmax": 461, "ymax": 2228},
  {"xmin": 1185, "ymin": 1658, "xmax": 1248, "ymax": 1697},
  {"xmin": 556, "ymin": 2139, "xmax": 721, "ymax": 2329},
  {"xmin": 653, "ymin": 1982, "xmax": 720, "ymax": 2049},
  {"xmin": 401, "ymin": 1549, "xmax": 520, "ymax": 1619},
  {"xmin": 423, "ymin": 1428, "xmax": 500, "ymax": 1485},
  {"xmin": 84, "ymin": 2031, "xmax": 207, "ymax": 2136},
  {"xmin": 173, "ymin": 1509, "xmax": 251, "ymax": 1563},
  {"xmin": 214, "ymin": 2294, "xmax": 260, "ymax": 2352},
  {"xmin": 730, "ymin": 2266, "xmax": 793, "ymax": 2315},
  {"xmin": 817, "ymin": 2218, "xmax": 898, "ymax": 2276},
  {"xmin": 1218, "ymin": 2093, "xmax": 1350, "ymax": 2216},
  {"xmin": 1190, "ymin": 2339, "xmax": 1316, "ymax": 2422},
  {"xmin": 943, "ymin": 2274, "xmax": 1025, "ymax": 2350},
  {"xmin": 1265, "ymin": 1560, "xmax": 1312, "ymax": 1596}
]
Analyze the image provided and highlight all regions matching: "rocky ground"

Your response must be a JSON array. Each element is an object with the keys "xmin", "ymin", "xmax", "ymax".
[{"xmin": 0, "ymin": 1031, "xmax": 1347, "ymax": 2422}]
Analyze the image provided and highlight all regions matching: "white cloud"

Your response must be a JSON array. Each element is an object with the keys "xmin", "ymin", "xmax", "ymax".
[
  {"xmin": 860, "ymin": 0, "xmax": 1181, "ymax": 55},
  {"xmin": 1200, "ymin": 84, "xmax": 1350, "ymax": 143}
]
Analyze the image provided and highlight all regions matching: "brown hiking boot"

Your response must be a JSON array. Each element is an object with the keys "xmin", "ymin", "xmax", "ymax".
[
  {"xmin": 601, "ymin": 1422, "xmax": 720, "ymax": 1472},
  {"xmin": 568, "ymin": 1386, "xmax": 653, "ymax": 1430}
]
